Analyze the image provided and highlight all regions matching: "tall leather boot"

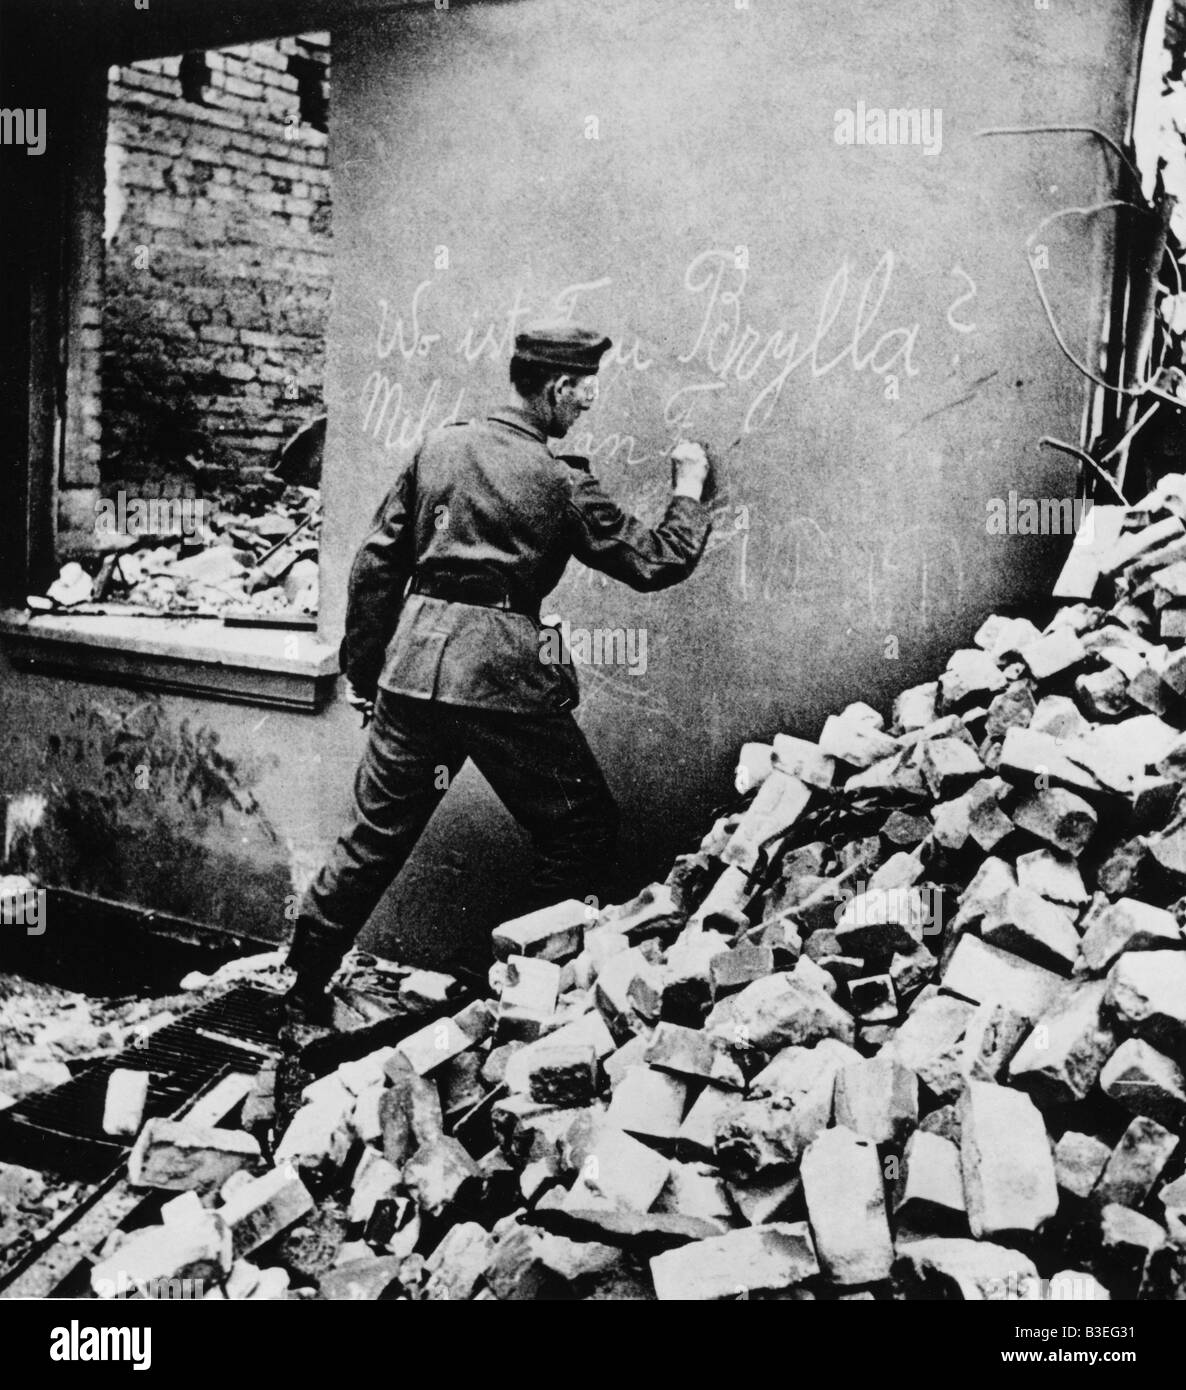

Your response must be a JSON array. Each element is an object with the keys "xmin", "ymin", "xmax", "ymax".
[{"xmin": 283, "ymin": 918, "xmax": 344, "ymax": 1029}]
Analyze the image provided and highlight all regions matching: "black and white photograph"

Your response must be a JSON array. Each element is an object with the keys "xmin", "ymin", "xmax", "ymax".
[{"xmin": 0, "ymin": 0, "xmax": 1182, "ymax": 1350}]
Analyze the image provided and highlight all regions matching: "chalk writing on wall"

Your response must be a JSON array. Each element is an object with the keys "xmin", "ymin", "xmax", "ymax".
[
  {"xmin": 355, "ymin": 249, "xmax": 976, "ymax": 637},
  {"xmin": 359, "ymin": 250, "xmax": 978, "ymax": 455}
]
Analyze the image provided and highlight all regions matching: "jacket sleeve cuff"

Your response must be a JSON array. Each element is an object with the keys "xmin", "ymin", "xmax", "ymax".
[{"xmin": 666, "ymin": 492, "xmax": 715, "ymax": 529}]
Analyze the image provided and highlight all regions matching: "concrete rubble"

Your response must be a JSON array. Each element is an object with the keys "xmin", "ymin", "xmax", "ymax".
[
  {"xmin": 33, "ymin": 485, "xmax": 320, "ymax": 621},
  {"xmin": 0, "ymin": 956, "xmax": 289, "ymax": 1285},
  {"xmin": 32, "ymin": 483, "xmax": 1186, "ymax": 1298}
]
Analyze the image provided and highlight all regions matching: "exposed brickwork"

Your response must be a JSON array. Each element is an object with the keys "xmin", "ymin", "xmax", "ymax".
[{"xmin": 62, "ymin": 34, "xmax": 330, "ymax": 543}]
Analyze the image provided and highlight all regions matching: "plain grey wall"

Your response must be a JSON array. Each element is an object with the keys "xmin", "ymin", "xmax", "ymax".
[{"xmin": 318, "ymin": 0, "xmax": 1140, "ymax": 965}]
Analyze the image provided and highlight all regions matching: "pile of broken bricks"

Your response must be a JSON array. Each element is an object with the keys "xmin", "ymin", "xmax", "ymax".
[
  {"xmin": 87, "ymin": 476, "xmax": 1186, "ymax": 1301},
  {"xmin": 37, "ymin": 488, "xmax": 320, "ymax": 620}
]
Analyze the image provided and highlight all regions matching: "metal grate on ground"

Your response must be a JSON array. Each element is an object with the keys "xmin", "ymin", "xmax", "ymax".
[{"xmin": 0, "ymin": 985, "xmax": 284, "ymax": 1181}]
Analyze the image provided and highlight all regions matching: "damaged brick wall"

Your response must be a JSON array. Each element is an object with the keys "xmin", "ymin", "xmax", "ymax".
[{"xmin": 61, "ymin": 34, "xmax": 331, "ymax": 544}]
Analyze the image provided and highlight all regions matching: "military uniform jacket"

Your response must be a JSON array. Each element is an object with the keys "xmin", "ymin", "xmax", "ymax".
[{"xmin": 341, "ymin": 405, "xmax": 713, "ymax": 714}]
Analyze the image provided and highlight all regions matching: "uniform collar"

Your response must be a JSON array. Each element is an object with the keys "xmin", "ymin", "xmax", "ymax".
[{"xmin": 488, "ymin": 403, "xmax": 550, "ymax": 445}]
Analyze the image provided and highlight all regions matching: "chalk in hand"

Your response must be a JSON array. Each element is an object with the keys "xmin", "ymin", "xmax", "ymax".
[{"xmin": 670, "ymin": 439, "xmax": 709, "ymax": 467}]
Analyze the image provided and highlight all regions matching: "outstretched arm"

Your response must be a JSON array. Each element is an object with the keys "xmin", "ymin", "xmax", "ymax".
[{"xmin": 564, "ymin": 441, "xmax": 715, "ymax": 591}]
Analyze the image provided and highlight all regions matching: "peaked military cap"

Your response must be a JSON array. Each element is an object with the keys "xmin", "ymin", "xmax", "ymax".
[{"xmin": 513, "ymin": 319, "xmax": 612, "ymax": 373}]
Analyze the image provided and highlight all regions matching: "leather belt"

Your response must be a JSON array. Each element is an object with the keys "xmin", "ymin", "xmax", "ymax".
[{"xmin": 411, "ymin": 573, "xmax": 539, "ymax": 620}]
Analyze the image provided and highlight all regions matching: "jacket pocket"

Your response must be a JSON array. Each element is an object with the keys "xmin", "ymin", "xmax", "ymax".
[{"xmin": 382, "ymin": 618, "xmax": 448, "ymax": 698}]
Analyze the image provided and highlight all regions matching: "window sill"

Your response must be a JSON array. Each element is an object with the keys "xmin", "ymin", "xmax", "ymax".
[{"xmin": 0, "ymin": 608, "xmax": 340, "ymax": 711}]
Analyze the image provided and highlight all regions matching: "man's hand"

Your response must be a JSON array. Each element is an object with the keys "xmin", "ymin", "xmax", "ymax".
[
  {"xmin": 345, "ymin": 680, "xmax": 376, "ymax": 728},
  {"xmin": 670, "ymin": 440, "xmax": 716, "ymax": 503}
]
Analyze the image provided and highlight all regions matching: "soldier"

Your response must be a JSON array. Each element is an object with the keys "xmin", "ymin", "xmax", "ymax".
[{"xmin": 285, "ymin": 320, "xmax": 715, "ymax": 1022}]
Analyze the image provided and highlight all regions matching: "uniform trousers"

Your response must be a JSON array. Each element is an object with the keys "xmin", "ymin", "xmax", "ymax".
[{"xmin": 287, "ymin": 689, "xmax": 619, "ymax": 981}]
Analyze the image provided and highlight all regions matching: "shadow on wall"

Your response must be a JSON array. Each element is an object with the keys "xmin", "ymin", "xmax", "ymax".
[{"xmin": 3, "ymin": 694, "xmax": 293, "ymax": 941}]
